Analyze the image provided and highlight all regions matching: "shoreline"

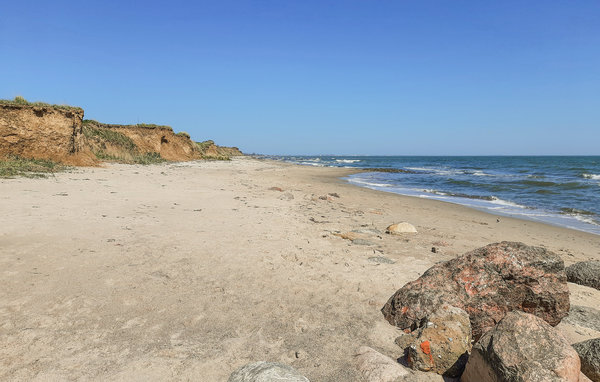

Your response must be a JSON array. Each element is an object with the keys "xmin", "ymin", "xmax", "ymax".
[
  {"xmin": 260, "ymin": 156, "xmax": 600, "ymax": 242},
  {"xmin": 1, "ymin": 157, "xmax": 599, "ymax": 381},
  {"xmin": 268, "ymin": 156, "xmax": 600, "ymax": 236}
]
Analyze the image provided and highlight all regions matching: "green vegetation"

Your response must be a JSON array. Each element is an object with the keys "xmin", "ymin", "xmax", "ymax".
[
  {"xmin": 0, "ymin": 156, "xmax": 67, "ymax": 178},
  {"xmin": 0, "ymin": 96, "xmax": 83, "ymax": 112},
  {"xmin": 93, "ymin": 150, "xmax": 166, "ymax": 165},
  {"xmin": 82, "ymin": 123, "xmax": 137, "ymax": 151},
  {"xmin": 135, "ymin": 123, "xmax": 173, "ymax": 131},
  {"xmin": 176, "ymin": 131, "xmax": 191, "ymax": 139},
  {"xmin": 196, "ymin": 140, "xmax": 215, "ymax": 151}
]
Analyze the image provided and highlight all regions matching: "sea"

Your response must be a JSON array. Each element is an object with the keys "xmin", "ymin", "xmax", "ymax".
[{"xmin": 265, "ymin": 155, "xmax": 600, "ymax": 236}]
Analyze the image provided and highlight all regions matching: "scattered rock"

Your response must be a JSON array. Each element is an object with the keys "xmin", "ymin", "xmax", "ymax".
[
  {"xmin": 318, "ymin": 195, "xmax": 334, "ymax": 201},
  {"xmin": 368, "ymin": 256, "xmax": 395, "ymax": 264},
  {"xmin": 564, "ymin": 305, "xmax": 600, "ymax": 332},
  {"xmin": 334, "ymin": 232, "xmax": 362, "ymax": 241},
  {"xmin": 279, "ymin": 192, "xmax": 294, "ymax": 201},
  {"xmin": 386, "ymin": 222, "xmax": 417, "ymax": 234},
  {"xmin": 352, "ymin": 239, "xmax": 376, "ymax": 246},
  {"xmin": 328, "ymin": 192, "xmax": 340, "ymax": 198},
  {"xmin": 462, "ymin": 311, "xmax": 581, "ymax": 382},
  {"xmin": 395, "ymin": 305, "xmax": 471, "ymax": 377},
  {"xmin": 431, "ymin": 247, "xmax": 437, "ymax": 253},
  {"xmin": 352, "ymin": 227, "xmax": 383, "ymax": 235},
  {"xmin": 354, "ymin": 346, "xmax": 411, "ymax": 382},
  {"xmin": 228, "ymin": 361, "xmax": 309, "ymax": 382},
  {"xmin": 269, "ymin": 187, "xmax": 284, "ymax": 192},
  {"xmin": 573, "ymin": 338, "xmax": 600, "ymax": 382},
  {"xmin": 566, "ymin": 261, "xmax": 600, "ymax": 290},
  {"xmin": 381, "ymin": 242, "xmax": 570, "ymax": 341}
]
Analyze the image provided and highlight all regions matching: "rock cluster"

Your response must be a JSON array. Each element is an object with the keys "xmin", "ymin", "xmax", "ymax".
[{"xmin": 382, "ymin": 241, "xmax": 570, "ymax": 341}]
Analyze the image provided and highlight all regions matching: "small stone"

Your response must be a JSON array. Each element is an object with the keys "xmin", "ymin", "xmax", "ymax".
[
  {"xmin": 386, "ymin": 222, "xmax": 417, "ymax": 234},
  {"xmin": 431, "ymin": 247, "xmax": 437, "ymax": 253},
  {"xmin": 352, "ymin": 239, "xmax": 376, "ymax": 246},
  {"xmin": 279, "ymin": 192, "xmax": 294, "ymax": 201},
  {"xmin": 573, "ymin": 338, "xmax": 600, "ymax": 382},
  {"xmin": 368, "ymin": 256, "xmax": 395, "ymax": 264},
  {"xmin": 228, "ymin": 361, "xmax": 309, "ymax": 382}
]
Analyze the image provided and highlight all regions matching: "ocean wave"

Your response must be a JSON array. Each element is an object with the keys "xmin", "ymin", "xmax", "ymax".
[
  {"xmin": 335, "ymin": 159, "xmax": 361, "ymax": 163},
  {"xmin": 582, "ymin": 173, "xmax": 600, "ymax": 180},
  {"xmin": 560, "ymin": 207, "xmax": 596, "ymax": 216},
  {"xmin": 349, "ymin": 178, "xmax": 392, "ymax": 188}
]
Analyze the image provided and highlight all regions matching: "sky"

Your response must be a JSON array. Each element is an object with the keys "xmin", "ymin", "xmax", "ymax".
[{"xmin": 1, "ymin": 1, "xmax": 599, "ymax": 155}]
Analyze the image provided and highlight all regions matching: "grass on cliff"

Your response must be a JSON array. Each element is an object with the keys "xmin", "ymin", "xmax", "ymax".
[
  {"xmin": 0, "ymin": 156, "xmax": 67, "ymax": 178},
  {"xmin": 94, "ymin": 150, "xmax": 166, "ymax": 165},
  {"xmin": 0, "ymin": 96, "xmax": 83, "ymax": 112},
  {"xmin": 82, "ymin": 122, "xmax": 137, "ymax": 151}
]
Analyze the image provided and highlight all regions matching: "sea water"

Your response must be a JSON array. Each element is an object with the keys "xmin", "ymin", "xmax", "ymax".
[{"xmin": 267, "ymin": 155, "xmax": 600, "ymax": 235}]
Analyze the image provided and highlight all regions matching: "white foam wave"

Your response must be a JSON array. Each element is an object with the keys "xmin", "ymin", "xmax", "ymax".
[
  {"xmin": 335, "ymin": 159, "xmax": 361, "ymax": 163},
  {"xmin": 582, "ymin": 173, "xmax": 600, "ymax": 180},
  {"xmin": 349, "ymin": 178, "xmax": 392, "ymax": 188}
]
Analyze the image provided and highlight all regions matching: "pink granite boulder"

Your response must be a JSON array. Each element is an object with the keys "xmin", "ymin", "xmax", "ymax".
[{"xmin": 382, "ymin": 242, "xmax": 570, "ymax": 341}]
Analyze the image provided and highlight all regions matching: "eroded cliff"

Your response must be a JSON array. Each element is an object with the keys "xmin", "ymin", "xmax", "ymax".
[{"xmin": 0, "ymin": 100, "xmax": 94, "ymax": 165}]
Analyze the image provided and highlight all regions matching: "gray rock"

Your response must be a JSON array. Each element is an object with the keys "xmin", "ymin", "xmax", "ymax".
[
  {"xmin": 352, "ymin": 239, "xmax": 376, "ymax": 246},
  {"xmin": 461, "ymin": 311, "xmax": 581, "ymax": 382},
  {"xmin": 279, "ymin": 192, "xmax": 294, "ymax": 201},
  {"xmin": 566, "ymin": 261, "xmax": 600, "ymax": 290},
  {"xmin": 564, "ymin": 305, "xmax": 600, "ymax": 332},
  {"xmin": 228, "ymin": 362, "xmax": 309, "ymax": 382},
  {"xmin": 573, "ymin": 338, "xmax": 600, "ymax": 382},
  {"xmin": 368, "ymin": 256, "xmax": 396, "ymax": 264}
]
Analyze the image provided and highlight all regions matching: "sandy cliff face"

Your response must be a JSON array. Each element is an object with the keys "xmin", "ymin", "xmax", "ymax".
[
  {"xmin": 197, "ymin": 140, "xmax": 244, "ymax": 158},
  {"xmin": 84, "ymin": 121, "xmax": 201, "ymax": 162},
  {"xmin": 0, "ymin": 101, "xmax": 242, "ymax": 165},
  {"xmin": 0, "ymin": 103, "xmax": 92, "ymax": 165}
]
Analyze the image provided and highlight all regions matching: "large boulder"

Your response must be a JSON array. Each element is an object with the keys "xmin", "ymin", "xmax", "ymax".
[
  {"xmin": 573, "ymin": 338, "xmax": 600, "ymax": 382},
  {"xmin": 395, "ymin": 305, "xmax": 471, "ymax": 377},
  {"xmin": 461, "ymin": 311, "xmax": 581, "ymax": 382},
  {"xmin": 382, "ymin": 242, "xmax": 570, "ymax": 340},
  {"xmin": 566, "ymin": 261, "xmax": 600, "ymax": 291},
  {"xmin": 228, "ymin": 362, "xmax": 309, "ymax": 382},
  {"xmin": 564, "ymin": 305, "xmax": 600, "ymax": 332}
]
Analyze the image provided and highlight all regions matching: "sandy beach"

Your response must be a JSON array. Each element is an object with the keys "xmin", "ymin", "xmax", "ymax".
[{"xmin": 1, "ymin": 157, "xmax": 599, "ymax": 381}]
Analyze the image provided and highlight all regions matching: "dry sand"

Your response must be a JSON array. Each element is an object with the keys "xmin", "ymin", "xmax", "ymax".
[{"xmin": 1, "ymin": 157, "xmax": 599, "ymax": 381}]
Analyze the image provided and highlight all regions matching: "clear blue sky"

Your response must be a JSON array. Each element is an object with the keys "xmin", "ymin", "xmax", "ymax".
[{"xmin": 1, "ymin": 1, "xmax": 599, "ymax": 155}]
